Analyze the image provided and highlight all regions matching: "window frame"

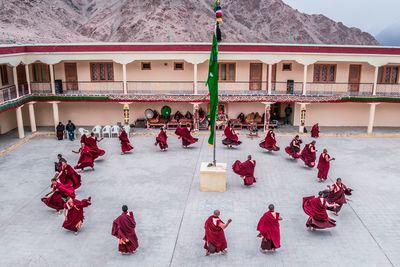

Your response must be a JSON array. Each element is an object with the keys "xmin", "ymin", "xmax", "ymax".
[
  {"xmin": 378, "ymin": 65, "xmax": 399, "ymax": 84},
  {"xmin": 174, "ymin": 62, "xmax": 184, "ymax": 71},
  {"xmin": 313, "ymin": 64, "xmax": 337, "ymax": 83},
  {"xmin": 90, "ymin": 62, "xmax": 114, "ymax": 82},
  {"xmin": 282, "ymin": 63, "xmax": 292, "ymax": 71},
  {"xmin": 0, "ymin": 65, "xmax": 9, "ymax": 85},
  {"xmin": 141, "ymin": 62, "xmax": 152, "ymax": 71},
  {"xmin": 218, "ymin": 62, "xmax": 236, "ymax": 82},
  {"xmin": 32, "ymin": 63, "xmax": 50, "ymax": 83}
]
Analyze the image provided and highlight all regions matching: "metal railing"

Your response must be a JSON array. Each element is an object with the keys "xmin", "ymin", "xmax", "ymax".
[
  {"xmin": 127, "ymin": 81, "xmax": 194, "ymax": 95},
  {"xmin": 306, "ymin": 82, "xmax": 374, "ymax": 96},
  {"xmin": 60, "ymin": 81, "xmax": 124, "ymax": 95},
  {"xmin": 376, "ymin": 84, "xmax": 400, "ymax": 96},
  {"xmin": 31, "ymin": 82, "xmax": 52, "ymax": 93},
  {"xmin": 197, "ymin": 81, "xmax": 269, "ymax": 95},
  {"xmin": 271, "ymin": 81, "xmax": 303, "ymax": 95},
  {"xmin": 0, "ymin": 85, "xmax": 17, "ymax": 103}
]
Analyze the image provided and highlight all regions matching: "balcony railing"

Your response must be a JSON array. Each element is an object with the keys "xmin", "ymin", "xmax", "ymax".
[
  {"xmin": 127, "ymin": 81, "xmax": 194, "ymax": 95},
  {"xmin": 59, "ymin": 81, "xmax": 124, "ymax": 95},
  {"xmin": 197, "ymin": 81, "xmax": 269, "ymax": 95},
  {"xmin": 271, "ymin": 81, "xmax": 303, "ymax": 95},
  {"xmin": 0, "ymin": 85, "xmax": 17, "ymax": 103},
  {"xmin": 306, "ymin": 82, "xmax": 374, "ymax": 96},
  {"xmin": 31, "ymin": 82, "xmax": 52, "ymax": 93},
  {"xmin": 376, "ymin": 84, "xmax": 400, "ymax": 96},
  {"xmin": 18, "ymin": 83, "xmax": 30, "ymax": 96}
]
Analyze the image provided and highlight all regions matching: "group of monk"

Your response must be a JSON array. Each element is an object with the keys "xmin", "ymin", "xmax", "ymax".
[{"xmin": 73, "ymin": 132, "xmax": 106, "ymax": 171}]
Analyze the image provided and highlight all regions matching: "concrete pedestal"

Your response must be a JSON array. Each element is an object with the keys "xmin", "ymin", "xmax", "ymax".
[{"xmin": 200, "ymin": 162, "xmax": 227, "ymax": 192}]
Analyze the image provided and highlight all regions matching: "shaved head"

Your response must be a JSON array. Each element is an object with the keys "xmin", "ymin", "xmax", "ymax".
[{"xmin": 213, "ymin": 210, "xmax": 220, "ymax": 216}]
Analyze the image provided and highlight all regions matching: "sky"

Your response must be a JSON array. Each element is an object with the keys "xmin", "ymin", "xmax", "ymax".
[{"xmin": 282, "ymin": 0, "xmax": 400, "ymax": 35}]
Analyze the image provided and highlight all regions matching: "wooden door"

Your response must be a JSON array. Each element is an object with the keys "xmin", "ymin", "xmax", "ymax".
[
  {"xmin": 249, "ymin": 63, "xmax": 262, "ymax": 90},
  {"xmin": 16, "ymin": 64, "xmax": 27, "ymax": 94},
  {"xmin": 64, "ymin": 63, "xmax": 78, "ymax": 90},
  {"xmin": 348, "ymin": 64, "xmax": 361, "ymax": 93}
]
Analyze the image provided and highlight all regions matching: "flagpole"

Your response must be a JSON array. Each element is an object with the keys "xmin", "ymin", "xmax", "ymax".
[{"xmin": 213, "ymin": 116, "xmax": 217, "ymax": 166}]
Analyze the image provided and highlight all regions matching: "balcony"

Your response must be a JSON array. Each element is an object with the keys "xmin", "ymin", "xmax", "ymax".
[
  {"xmin": 0, "ymin": 85, "xmax": 17, "ymax": 103},
  {"xmin": 271, "ymin": 81, "xmax": 303, "ymax": 95},
  {"xmin": 127, "ymin": 81, "xmax": 194, "ymax": 95},
  {"xmin": 60, "ymin": 81, "xmax": 124, "ymax": 95},
  {"xmin": 306, "ymin": 82, "xmax": 374, "ymax": 96},
  {"xmin": 376, "ymin": 84, "xmax": 400, "ymax": 96},
  {"xmin": 197, "ymin": 81, "xmax": 270, "ymax": 95},
  {"xmin": 31, "ymin": 82, "xmax": 52, "ymax": 94}
]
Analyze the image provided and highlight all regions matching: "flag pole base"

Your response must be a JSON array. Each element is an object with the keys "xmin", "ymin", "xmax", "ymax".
[{"xmin": 200, "ymin": 162, "xmax": 227, "ymax": 192}]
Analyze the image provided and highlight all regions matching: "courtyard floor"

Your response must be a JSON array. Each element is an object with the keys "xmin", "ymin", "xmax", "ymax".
[{"xmin": 0, "ymin": 133, "xmax": 399, "ymax": 267}]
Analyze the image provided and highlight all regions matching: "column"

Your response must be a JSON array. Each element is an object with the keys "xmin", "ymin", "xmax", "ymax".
[
  {"xmin": 299, "ymin": 103, "xmax": 308, "ymax": 133},
  {"xmin": 267, "ymin": 64, "xmax": 272, "ymax": 95},
  {"xmin": 263, "ymin": 103, "xmax": 271, "ymax": 132},
  {"xmin": 372, "ymin": 66, "xmax": 379, "ymax": 96},
  {"xmin": 122, "ymin": 64, "xmax": 127, "ymax": 95},
  {"xmin": 302, "ymin": 64, "xmax": 308, "ymax": 96},
  {"xmin": 193, "ymin": 63, "xmax": 198, "ymax": 94},
  {"xmin": 52, "ymin": 102, "xmax": 60, "ymax": 130},
  {"xmin": 262, "ymin": 63, "xmax": 268, "ymax": 91},
  {"xmin": 192, "ymin": 103, "xmax": 199, "ymax": 131},
  {"xmin": 16, "ymin": 106, "xmax": 25, "ymax": 139},
  {"xmin": 367, "ymin": 103, "xmax": 378, "ymax": 134},
  {"xmin": 28, "ymin": 102, "xmax": 37, "ymax": 133},
  {"xmin": 49, "ymin": 64, "xmax": 55, "ymax": 94},
  {"xmin": 13, "ymin": 66, "xmax": 20, "ymax": 98},
  {"xmin": 25, "ymin": 64, "xmax": 31, "ymax": 94}
]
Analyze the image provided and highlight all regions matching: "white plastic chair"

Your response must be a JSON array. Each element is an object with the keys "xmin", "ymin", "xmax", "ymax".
[
  {"xmin": 78, "ymin": 128, "xmax": 89, "ymax": 136},
  {"xmin": 102, "ymin": 125, "xmax": 112, "ymax": 137},
  {"xmin": 92, "ymin": 125, "xmax": 102, "ymax": 137},
  {"xmin": 123, "ymin": 125, "xmax": 131, "ymax": 136},
  {"xmin": 111, "ymin": 125, "xmax": 120, "ymax": 137}
]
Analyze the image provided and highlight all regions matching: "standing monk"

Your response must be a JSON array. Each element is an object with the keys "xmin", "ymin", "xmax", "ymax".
[
  {"xmin": 112, "ymin": 205, "xmax": 139, "ymax": 254},
  {"xmin": 317, "ymin": 149, "xmax": 335, "ymax": 182},
  {"xmin": 57, "ymin": 160, "xmax": 82, "ymax": 189},
  {"xmin": 285, "ymin": 135, "xmax": 302, "ymax": 159},
  {"xmin": 232, "ymin": 155, "xmax": 257, "ymax": 186},
  {"xmin": 301, "ymin": 140, "xmax": 317, "ymax": 168},
  {"xmin": 326, "ymin": 178, "xmax": 353, "ymax": 215},
  {"xmin": 73, "ymin": 143, "xmax": 95, "ymax": 171},
  {"xmin": 85, "ymin": 132, "xmax": 105, "ymax": 159},
  {"xmin": 204, "ymin": 210, "xmax": 232, "ymax": 256},
  {"xmin": 222, "ymin": 122, "xmax": 242, "ymax": 148},
  {"xmin": 155, "ymin": 127, "xmax": 168, "ymax": 151},
  {"xmin": 259, "ymin": 127, "xmax": 280, "ymax": 151},
  {"xmin": 176, "ymin": 123, "xmax": 198, "ymax": 148},
  {"xmin": 257, "ymin": 204, "xmax": 282, "ymax": 253},
  {"xmin": 302, "ymin": 192, "xmax": 336, "ymax": 231},
  {"xmin": 119, "ymin": 128, "xmax": 133, "ymax": 154},
  {"xmin": 41, "ymin": 177, "xmax": 76, "ymax": 212},
  {"xmin": 62, "ymin": 196, "xmax": 92, "ymax": 234},
  {"xmin": 56, "ymin": 122, "xmax": 65, "ymax": 140},
  {"xmin": 311, "ymin": 123, "xmax": 320, "ymax": 138}
]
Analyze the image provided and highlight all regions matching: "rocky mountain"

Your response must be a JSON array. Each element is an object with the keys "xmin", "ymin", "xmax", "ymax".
[
  {"xmin": 0, "ymin": 0, "xmax": 379, "ymax": 45},
  {"xmin": 376, "ymin": 23, "xmax": 400, "ymax": 46}
]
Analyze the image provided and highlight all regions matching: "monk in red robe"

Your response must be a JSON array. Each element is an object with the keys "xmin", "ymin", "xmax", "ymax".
[
  {"xmin": 85, "ymin": 132, "xmax": 105, "ymax": 159},
  {"xmin": 112, "ymin": 205, "xmax": 139, "ymax": 254},
  {"xmin": 41, "ymin": 177, "xmax": 76, "ymax": 212},
  {"xmin": 259, "ymin": 128, "xmax": 280, "ymax": 151},
  {"xmin": 204, "ymin": 210, "xmax": 232, "ymax": 256},
  {"xmin": 54, "ymin": 154, "xmax": 65, "ymax": 172},
  {"xmin": 317, "ymin": 149, "xmax": 335, "ymax": 182},
  {"xmin": 326, "ymin": 178, "xmax": 353, "ymax": 215},
  {"xmin": 73, "ymin": 144, "xmax": 95, "ymax": 171},
  {"xmin": 119, "ymin": 128, "xmax": 133, "ymax": 154},
  {"xmin": 232, "ymin": 155, "xmax": 256, "ymax": 186},
  {"xmin": 57, "ymin": 160, "xmax": 82, "ymax": 189},
  {"xmin": 176, "ymin": 124, "xmax": 198, "ymax": 148},
  {"xmin": 222, "ymin": 122, "xmax": 242, "ymax": 148},
  {"xmin": 155, "ymin": 127, "xmax": 168, "ymax": 151},
  {"xmin": 302, "ymin": 191, "xmax": 337, "ymax": 230},
  {"xmin": 311, "ymin": 123, "xmax": 320, "ymax": 138},
  {"xmin": 62, "ymin": 196, "xmax": 91, "ymax": 234},
  {"xmin": 285, "ymin": 135, "xmax": 302, "ymax": 159},
  {"xmin": 300, "ymin": 140, "xmax": 317, "ymax": 168},
  {"xmin": 257, "ymin": 204, "xmax": 282, "ymax": 253}
]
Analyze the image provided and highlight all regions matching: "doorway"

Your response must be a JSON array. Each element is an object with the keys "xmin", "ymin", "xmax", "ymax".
[
  {"xmin": 64, "ymin": 63, "xmax": 78, "ymax": 91},
  {"xmin": 348, "ymin": 64, "xmax": 361, "ymax": 94},
  {"xmin": 249, "ymin": 63, "xmax": 262, "ymax": 90}
]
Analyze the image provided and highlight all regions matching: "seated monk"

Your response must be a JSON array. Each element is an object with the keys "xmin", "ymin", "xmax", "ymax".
[
  {"xmin": 155, "ymin": 127, "xmax": 168, "ymax": 151},
  {"xmin": 302, "ymin": 191, "xmax": 337, "ymax": 231},
  {"xmin": 73, "ymin": 144, "xmax": 95, "ymax": 171},
  {"xmin": 56, "ymin": 122, "xmax": 65, "ymax": 140},
  {"xmin": 326, "ymin": 178, "xmax": 353, "ymax": 215},
  {"xmin": 57, "ymin": 160, "xmax": 82, "ymax": 189},
  {"xmin": 112, "ymin": 205, "xmax": 139, "ymax": 254},
  {"xmin": 245, "ymin": 112, "xmax": 255, "ymax": 124},
  {"xmin": 259, "ymin": 128, "xmax": 280, "ymax": 151},
  {"xmin": 285, "ymin": 135, "xmax": 302, "ymax": 159},
  {"xmin": 257, "ymin": 204, "xmax": 282, "ymax": 253},
  {"xmin": 232, "ymin": 155, "xmax": 256, "ymax": 186},
  {"xmin": 317, "ymin": 149, "xmax": 335, "ymax": 182},
  {"xmin": 311, "ymin": 123, "xmax": 320, "ymax": 138},
  {"xmin": 237, "ymin": 113, "xmax": 245, "ymax": 123},
  {"xmin": 175, "ymin": 124, "xmax": 198, "ymax": 148},
  {"xmin": 222, "ymin": 122, "xmax": 242, "ymax": 148},
  {"xmin": 300, "ymin": 141, "xmax": 317, "ymax": 168},
  {"xmin": 62, "ymin": 196, "xmax": 92, "ymax": 234},
  {"xmin": 254, "ymin": 112, "xmax": 262, "ymax": 123},
  {"xmin": 85, "ymin": 133, "xmax": 105, "ymax": 160},
  {"xmin": 119, "ymin": 128, "xmax": 133, "ymax": 154},
  {"xmin": 204, "ymin": 210, "xmax": 232, "ymax": 256},
  {"xmin": 42, "ymin": 177, "xmax": 76, "ymax": 212}
]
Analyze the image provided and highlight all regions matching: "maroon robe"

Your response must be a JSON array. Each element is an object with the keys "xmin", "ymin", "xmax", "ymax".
[
  {"xmin": 311, "ymin": 124, "xmax": 320, "ymax": 138},
  {"xmin": 317, "ymin": 152, "xmax": 330, "ymax": 180},
  {"xmin": 119, "ymin": 131, "xmax": 133, "ymax": 153},
  {"xmin": 222, "ymin": 126, "xmax": 242, "ymax": 146},
  {"xmin": 41, "ymin": 182, "xmax": 76, "ymax": 211},
  {"xmin": 259, "ymin": 130, "xmax": 280, "ymax": 151},
  {"xmin": 176, "ymin": 126, "xmax": 198, "ymax": 147},
  {"xmin": 156, "ymin": 130, "xmax": 168, "ymax": 150},
  {"xmin": 257, "ymin": 211, "xmax": 281, "ymax": 250},
  {"xmin": 300, "ymin": 143, "xmax": 316, "ymax": 168},
  {"xmin": 112, "ymin": 211, "xmax": 139, "ymax": 253},
  {"xmin": 232, "ymin": 159, "xmax": 256, "ymax": 186},
  {"xmin": 302, "ymin": 196, "xmax": 336, "ymax": 229},
  {"xmin": 74, "ymin": 146, "xmax": 94, "ymax": 170},
  {"xmin": 203, "ymin": 215, "xmax": 227, "ymax": 253},
  {"xmin": 59, "ymin": 164, "xmax": 82, "ymax": 189},
  {"xmin": 285, "ymin": 138, "xmax": 301, "ymax": 158},
  {"xmin": 62, "ymin": 198, "xmax": 91, "ymax": 232},
  {"xmin": 85, "ymin": 136, "xmax": 106, "ymax": 159},
  {"xmin": 326, "ymin": 183, "xmax": 353, "ymax": 213}
]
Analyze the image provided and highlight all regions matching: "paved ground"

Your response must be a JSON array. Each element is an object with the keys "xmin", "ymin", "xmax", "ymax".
[{"xmin": 0, "ymin": 132, "xmax": 399, "ymax": 267}]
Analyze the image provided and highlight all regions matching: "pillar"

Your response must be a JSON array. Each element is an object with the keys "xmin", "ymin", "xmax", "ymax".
[
  {"xmin": 299, "ymin": 103, "xmax": 308, "ymax": 133},
  {"xmin": 367, "ymin": 103, "xmax": 378, "ymax": 134},
  {"xmin": 262, "ymin": 63, "xmax": 268, "ymax": 91},
  {"xmin": 192, "ymin": 103, "xmax": 200, "ymax": 131},
  {"xmin": 25, "ymin": 64, "xmax": 31, "ymax": 94},
  {"xmin": 49, "ymin": 64, "xmax": 55, "ymax": 94},
  {"xmin": 28, "ymin": 102, "xmax": 37, "ymax": 133},
  {"xmin": 13, "ymin": 66, "xmax": 19, "ymax": 98},
  {"xmin": 267, "ymin": 64, "xmax": 272, "ymax": 95},
  {"xmin": 122, "ymin": 64, "xmax": 127, "ymax": 95},
  {"xmin": 16, "ymin": 106, "xmax": 24, "ymax": 139},
  {"xmin": 263, "ymin": 103, "xmax": 271, "ymax": 132},
  {"xmin": 193, "ymin": 63, "xmax": 198, "ymax": 94},
  {"xmin": 302, "ymin": 65, "xmax": 308, "ymax": 96},
  {"xmin": 52, "ymin": 102, "xmax": 60, "ymax": 130},
  {"xmin": 372, "ymin": 66, "xmax": 379, "ymax": 96}
]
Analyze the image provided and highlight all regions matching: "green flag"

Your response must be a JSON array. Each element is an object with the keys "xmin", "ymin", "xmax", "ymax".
[{"xmin": 206, "ymin": 34, "xmax": 219, "ymax": 145}]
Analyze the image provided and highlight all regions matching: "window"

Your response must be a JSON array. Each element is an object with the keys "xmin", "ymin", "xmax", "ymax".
[
  {"xmin": 141, "ymin": 62, "xmax": 151, "ymax": 70},
  {"xmin": 174, "ymin": 62, "xmax": 184, "ymax": 70},
  {"xmin": 32, "ymin": 63, "xmax": 50, "ymax": 83},
  {"xmin": 90, "ymin": 62, "xmax": 114, "ymax": 81},
  {"xmin": 282, "ymin": 63, "xmax": 292, "ymax": 71},
  {"xmin": 219, "ymin": 63, "xmax": 235, "ymax": 81},
  {"xmin": 313, "ymin": 64, "xmax": 336, "ymax": 82},
  {"xmin": 378, "ymin": 66, "xmax": 399, "ymax": 84},
  {"xmin": 0, "ymin": 65, "xmax": 8, "ymax": 85}
]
